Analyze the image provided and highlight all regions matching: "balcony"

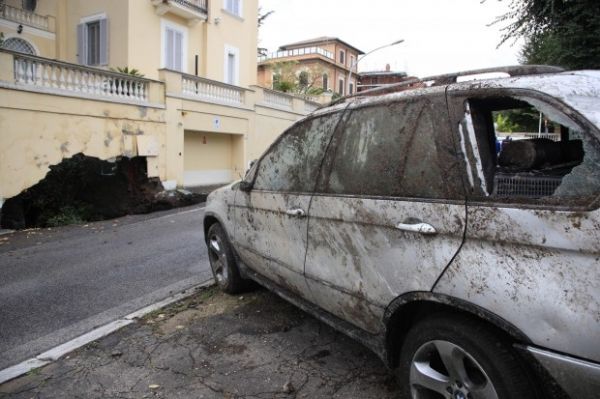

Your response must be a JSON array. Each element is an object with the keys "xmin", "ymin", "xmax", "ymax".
[
  {"xmin": 1, "ymin": 49, "xmax": 162, "ymax": 106},
  {"xmin": 151, "ymin": 0, "xmax": 207, "ymax": 26},
  {"xmin": 181, "ymin": 74, "xmax": 248, "ymax": 106},
  {"xmin": 258, "ymin": 47, "xmax": 334, "ymax": 63},
  {"xmin": 0, "ymin": 3, "xmax": 54, "ymax": 32}
]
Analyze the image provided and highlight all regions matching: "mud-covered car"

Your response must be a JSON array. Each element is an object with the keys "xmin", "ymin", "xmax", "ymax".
[{"xmin": 203, "ymin": 66, "xmax": 600, "ymax": 399}]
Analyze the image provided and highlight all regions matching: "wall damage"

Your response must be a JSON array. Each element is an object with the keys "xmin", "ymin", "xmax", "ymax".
[{"xmin": 0, "ymin": 154, "xmax": 202, "ymax": 229}]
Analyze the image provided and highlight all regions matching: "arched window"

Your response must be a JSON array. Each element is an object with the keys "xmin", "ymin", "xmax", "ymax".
[
  {"xmin": 298, "ymin": 71, "xmax": 309, "ymax": 88},
  {"xmin": 2, "ymin": 37, "xmax": 37, "ymax": 55},
  {"xmin": 322, "ymin": 73, "xmax": 328, "ymax": 91}
]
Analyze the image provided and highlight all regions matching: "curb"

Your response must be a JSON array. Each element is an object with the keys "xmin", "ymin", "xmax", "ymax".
[{"xmin": 0, "ymin": 278, "xmax": 215, "ymax": 385}]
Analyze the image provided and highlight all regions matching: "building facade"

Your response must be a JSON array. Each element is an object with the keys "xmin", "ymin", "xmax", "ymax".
[
  {"xmin": 0, "ymin": 0, "xmax": 318, "ymax": 207},
  {"xmin": 257, "ymin": 36, "xmax": 364, "ymax": 98},
  {"xmin": 357, "ymin": 64, "xmax": 409, "ymax": 92}
]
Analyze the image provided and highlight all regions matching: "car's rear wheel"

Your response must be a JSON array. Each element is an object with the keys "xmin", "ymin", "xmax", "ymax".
[
  {"xmin": 397, "ymin": 314, "xmax": 538, "ymax": 399},
  {"xmin": 206, "ymin": 223, "xmax": 246, "ymax": 294}
]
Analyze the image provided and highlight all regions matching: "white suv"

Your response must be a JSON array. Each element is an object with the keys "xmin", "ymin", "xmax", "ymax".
[{"xmin": 203, "ymin": 66, "xmax": 600, "ymax": 399}]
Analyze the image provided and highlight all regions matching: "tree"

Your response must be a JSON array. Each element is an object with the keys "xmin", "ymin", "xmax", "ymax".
[
  {"xmin": 490, "ymin": 0, "xmax": 600, "ymax": 69},
  {"xmin": 269, "ymin": 61, "xmax": 327, "ymax": 95},
  {"xmin": 257, "ymin": 7, "xmax": 274, "ymax": 56}
]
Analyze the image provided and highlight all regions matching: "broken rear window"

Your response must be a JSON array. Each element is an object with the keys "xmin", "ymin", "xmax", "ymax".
[{"xmin": 457, "ymin": 95, "xmax": 600, "ymax": 205}]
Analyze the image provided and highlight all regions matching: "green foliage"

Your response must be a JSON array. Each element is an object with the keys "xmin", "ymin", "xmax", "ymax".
[
  {"xmin": 491, "ymin": 0, "xmax": 600, "ymax": 69},
  {"xmin": 494, "ymin": 108, "xmax": 540, "ymax": 133},
  {"xmin": 0, "ymin": 32, "xmax": 4, "ymax": 47},
  {"xmin": 45, "ymin": 205, "xmax": 91, "ymax": 227},
  {"xmin": 110, "ymin": 66, "xmax": 144, "ymax": 77}
]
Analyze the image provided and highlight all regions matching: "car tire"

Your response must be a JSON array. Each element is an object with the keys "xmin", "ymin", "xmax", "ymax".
[
  {"xmin": 397, "ymin": 313, "xmax": 538, "ymax": 399},
  {"xmin": 206, "ymin": 223, "xmax": 246, "ymax": 294}
]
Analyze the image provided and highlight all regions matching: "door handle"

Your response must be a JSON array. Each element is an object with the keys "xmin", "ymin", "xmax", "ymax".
[
  {"xmin": 396, "ymin": 222, "xmax": 437, "ymax": 235},
  {"xmin": 285, "ymin": 207, "xmax": 306, "ymax": 217}
]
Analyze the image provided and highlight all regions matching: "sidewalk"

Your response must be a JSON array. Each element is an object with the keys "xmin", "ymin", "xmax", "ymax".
[{"xmin": 0, "ymin": 286, "xmax": 400, "ymax": 399}]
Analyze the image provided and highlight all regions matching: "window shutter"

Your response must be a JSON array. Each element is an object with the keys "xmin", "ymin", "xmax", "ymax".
[
  {"xmin": 175, "ymin": 31, "xmax": 183, "ymax": 71},
  {"xmin": 77, "ymin": 23, "xmax": 86, "ymax": 64},
  {"xmin": 99, "ymin": 18, "xmax": 108, "ymax": 65},
  {"xmin": 165, "ymin": 29, "xmax": 174, "ymax": 69}
]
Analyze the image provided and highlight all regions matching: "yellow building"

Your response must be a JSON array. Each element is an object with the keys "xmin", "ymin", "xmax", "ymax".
[
  {"xmin": 257, "ymin": 37, "xmax": 364, "ymax": 98},
  {"xmin": 0, "ymin": 0, "xmax": 318, "ymax": 208}
]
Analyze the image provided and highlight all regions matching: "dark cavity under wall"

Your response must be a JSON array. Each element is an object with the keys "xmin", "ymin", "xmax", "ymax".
[{"xmin": 1, "ymin": 153, "xmax": 204, "ymax": 229}]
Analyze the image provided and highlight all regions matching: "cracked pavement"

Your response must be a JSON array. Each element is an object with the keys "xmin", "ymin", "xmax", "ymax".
[{"xmin": 0, "ymin": 286, "xmax": 401, "ymax": 398}]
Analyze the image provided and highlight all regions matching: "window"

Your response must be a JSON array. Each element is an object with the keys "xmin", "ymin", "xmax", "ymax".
[
  {"xmin": 22, "ymin": 0, "xmax": 37, "ymax": 12},
  {"xmin": 320, "ymin": 97, "xmax": 464, "ymax": 199},
  {"xmin": 349, "ymin": 55, "xmax": 355, "ymax": 69},
  {"xmin": 349, "ymin": 82, "xmax": 354, "ymax": 95},
  {"xmin": 456, "ymin": 94, "xmax": 600, "ymax": 205},
  {"xmin": 254, "ymin": 113, "xmax": 342, "ymax": 192},
  {"xmin": 87, "ymin": 21, "xmax": 100, "ymax": 65},
  {"xmin": 339, "ymin": 50, "xmax": 345, "ymax": 64},
  {"xmin": 298, "ymin": 71, "xmax": 309, "ymax": 88},
  {"xmin": 338, "ymin": 78, "xmax": 344, "ymax": 95},
  {"xmin": 272, "ymin": 73, "xmax": 281, "ymax": 89},
  {"xmin": 2, "ymin": 37, "xmax": 36, "ymax": 54},
  {"xmin": 322, "ymin": 73, "xmax": 328, "ymax": 91},
  {"xmin": 224, "ymin": 45, "xmax": 239, "ymax": 85},
  {"xmin": 224, "ymin": 0, "xmax": 243, "ymax": 17},
  {"xmin": 77, "ymin": 16, "xmax": 108, "ymax": 66},
  {"xmin": 162, "ymin": 21, "xmax": 187, "ymax": 72}
]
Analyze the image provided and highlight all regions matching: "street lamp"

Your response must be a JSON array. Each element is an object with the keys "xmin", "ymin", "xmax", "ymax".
[{"xmin": 347, "ymin": 39, "xmax": 404, "ymax": 94}]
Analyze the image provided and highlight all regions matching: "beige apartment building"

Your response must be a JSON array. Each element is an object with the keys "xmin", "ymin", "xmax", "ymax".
[
  {"xmin": 0, "ymin": 0, "xmax": 318, "ymax": 207},
  {"xmin": 257, "ymin": 36, "xmax": 364, "ymax": 98}
]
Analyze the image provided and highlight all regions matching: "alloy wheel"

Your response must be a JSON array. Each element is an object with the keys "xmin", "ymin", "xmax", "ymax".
[
  {"xmin": 409, "ymin": 340, "xmax": 499, "ymax": 399},
  {"xmin": 208, "ymin": 234, "xmax": 229, "ymax": 285}
]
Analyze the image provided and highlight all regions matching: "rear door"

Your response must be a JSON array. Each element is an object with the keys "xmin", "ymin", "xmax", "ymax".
[
  {"xmin": 435, "ymin": 88, "xmax": 600, "ymax": 362},
  {"xmin": 304, "ymin": 89, "xmax": 468, "ymax": 333},
  {"xmin": 233, "ymin": 112, "xmax": 342, "ymax": 298}
]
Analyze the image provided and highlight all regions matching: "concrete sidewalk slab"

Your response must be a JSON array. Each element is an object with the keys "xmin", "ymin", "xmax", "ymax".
[{"xmin": 0, "ymin": 286, "xmax": 401, "ymax": 398}]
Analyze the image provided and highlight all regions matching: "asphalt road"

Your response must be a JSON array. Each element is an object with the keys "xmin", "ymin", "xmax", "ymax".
[{"xmin": 0, "ymin": 204, "xmax": 212, "ymax": 370}]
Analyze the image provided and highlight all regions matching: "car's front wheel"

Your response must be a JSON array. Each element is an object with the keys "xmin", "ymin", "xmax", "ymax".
[
  {"xmin": 397, "ymin": 314, "xmax": 538, "ymax": 399},
  {"xmin": 206, "ymin": 223, "xmax": 246, "ymax": 294}
]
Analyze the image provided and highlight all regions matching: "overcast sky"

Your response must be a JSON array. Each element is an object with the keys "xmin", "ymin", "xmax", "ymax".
[{"xmin": 257, "ymin": 0, "xmax": 524, "ymax": 77}]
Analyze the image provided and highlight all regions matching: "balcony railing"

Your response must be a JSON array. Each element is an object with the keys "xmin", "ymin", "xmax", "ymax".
[
  {"xmin": 262, "ymin": 88, "xmax": 293, "ymax": 109},
  {"xmin": 258, "ymin": 47, "xmax": 334, "ymax": 63},
  {"xmin": 150, "ymin": 0, "xmax": 207, "ymax": 23},
  {"xmin": 182, "ymin": 75, "xmax": 245, "ymax": 105},
  {"xmin": 10, "ymin": 52, "xmax": 150, "ymax": 103},
  {"xmin": 171, "ymin": 0, "xmax": 207, "ymax": 13},
  {"xmin": 0, "ymin": 3, "xmax": 53, "ymax": 32}
]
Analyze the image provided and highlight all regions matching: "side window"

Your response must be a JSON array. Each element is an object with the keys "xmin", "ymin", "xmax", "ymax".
[
  {"xmin": 77, "ymin": 17, "xmax": 108, "ymax": 66},
  {"xmin": 457, "ymin": 95, "xmax": 600, "ymax": 204},
  {"xmin": 322, "ymin": 97, "xmax": 464, "ymax": 199},
  {"xmin": 254, "ymin": 113, "xmax": 341, "ymax": 192}
]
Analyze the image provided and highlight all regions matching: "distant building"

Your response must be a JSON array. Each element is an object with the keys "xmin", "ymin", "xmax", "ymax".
[
  {"xmin": 358, "ymin": 64, "xmax": 410, "ymax": 92},
  {"xmin": 257, "ymin": 36, "xmax": 364, "ymax": 98}
]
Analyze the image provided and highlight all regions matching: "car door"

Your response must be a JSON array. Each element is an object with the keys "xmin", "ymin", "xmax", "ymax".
[
  {"xmin": 233, "ymin": 112, "xmax": 342, "ymax": 298},
  {"xmin": 435, "ymin": 87, "xmax": 600, "ymax": 363},
  {"xmin": 304, "ymin": 89, "xmax": 468, "ymax": 334}
]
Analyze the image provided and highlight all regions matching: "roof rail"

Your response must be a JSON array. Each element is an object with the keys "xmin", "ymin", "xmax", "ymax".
[{"xmin": 332, "ymin": 65, "xmax": 565, "ymax": 106}]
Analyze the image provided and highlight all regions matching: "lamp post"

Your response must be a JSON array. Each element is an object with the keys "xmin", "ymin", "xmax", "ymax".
[{"xmin": 347, "ymin": 39, "xmax": 404, "ymax": 94}]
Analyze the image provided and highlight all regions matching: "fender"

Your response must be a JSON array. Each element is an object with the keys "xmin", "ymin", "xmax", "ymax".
[{"xmin": 383, "ymin": 291, "xmax": 531, "ymax": 367}]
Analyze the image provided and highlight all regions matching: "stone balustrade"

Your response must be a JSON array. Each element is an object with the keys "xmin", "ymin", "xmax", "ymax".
[
  {"xmin": 1, "ymin": 4, "xmax": 53, "ymax": 32},
  {"xmin": 6, "ymin": 51, "xmax": 153, "ymax": 104}
]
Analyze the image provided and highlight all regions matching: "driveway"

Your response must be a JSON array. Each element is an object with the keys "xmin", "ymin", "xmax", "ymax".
[{"xmin": 0, "ymin": 205, "xmax": 212, "ymax": 370}]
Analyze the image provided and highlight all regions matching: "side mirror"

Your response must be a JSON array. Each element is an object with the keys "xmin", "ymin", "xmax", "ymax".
[
  {"xmin": 239, "ymin": 180, "xmax": 253, "ymax": 192},
  {"xmin": 245, "ymin": 159, "xmax": 257, "ymax": 175}
]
